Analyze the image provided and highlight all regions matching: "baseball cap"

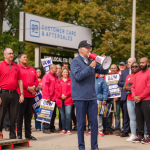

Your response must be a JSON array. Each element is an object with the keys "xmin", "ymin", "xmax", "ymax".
[
  {"xmin": 119, "ymin": 62, "xmax": 125, "ymax": 65},
  {"xmin": 78, "ymin": 40, "xmax": 94, "ymax": 49}
]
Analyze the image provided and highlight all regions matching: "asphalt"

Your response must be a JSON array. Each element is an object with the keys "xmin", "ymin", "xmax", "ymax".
[{"xmin": 2, "ymin": 120, "xmax": 150, "ymax": 150}]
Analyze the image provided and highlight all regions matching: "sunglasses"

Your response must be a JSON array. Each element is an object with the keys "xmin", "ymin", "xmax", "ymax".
[{"xmin": 131, "ymin": 66, "xmax": 139, "ymax": 68}]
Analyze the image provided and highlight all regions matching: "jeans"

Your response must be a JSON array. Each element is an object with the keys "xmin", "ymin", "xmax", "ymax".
[
  {"xmin": 106, "ymin": 99, "xmax": 120, "ymax": 131},
  {"xmin": 127, "ymin": 100, "xmax": 136, "ymax": 135},
  {"xmin": 34, "ymin": 112, "xmax": 41, "ymax": 130},
  {"xmin": 58, "ymin": 101, "xmax": 72, "ymax": 131}
]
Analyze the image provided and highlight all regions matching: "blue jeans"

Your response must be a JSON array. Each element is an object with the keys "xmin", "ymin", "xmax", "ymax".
[
  {"xmin": 34, "ymin": 112, "xmax": 41, "ymax": 130},
  {"xmin": 127, "ymin": 100, "xmax": 136, "ymax": 135},
  {"xmin": 58, "ymin": 101, "xmax": 72, "ymax": 131},
  {"xmin": 106, "ymin": 99, "xmax": 120, "ymax": 131}
]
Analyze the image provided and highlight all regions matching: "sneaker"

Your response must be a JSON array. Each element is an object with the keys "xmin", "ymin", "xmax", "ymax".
[
  {"xmin": 60, "ymin": 130, "xmax": 66, "ymax": 134},
  {"xmin": 86, "ymin": 131, "xmax": 91, "ymax": 136},
  {"xmin": 43, "ymin": 129, "xmax": 51, "ymax": 134},
  {"xmin": 36, "ymin": 129, "xmax": 41, "ymax": 131},
  {"xmin": 132, "ymin": 136, "xmax": 144, "ymax": 143},
  {"xmin": 98, "ymin": 130, "xmax": 104, "ymax": 136},
  {"xmin": 126, "ymin": 134, "xmax": 137, "ymax": 142},
  {"xmin": 142, "ymin": 136, "xmax": 150, "ymax": 144},
  {"xmin": 66, "ymin": 130, "xmax": 72, "ymax": 135},
  {"xmin": 0, "ymin": 132, "xmax": 3, "ymax": 139}
]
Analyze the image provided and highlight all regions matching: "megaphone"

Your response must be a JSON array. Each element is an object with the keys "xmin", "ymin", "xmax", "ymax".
[{"xmin": 89, "ymin": 52, "xmax": 112, "ymax": 70}]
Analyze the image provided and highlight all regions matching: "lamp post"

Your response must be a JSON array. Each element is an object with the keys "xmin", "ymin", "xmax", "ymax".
[{"xmin": 131, "ymin": 0, "xmax": 136, "ymax": 57}]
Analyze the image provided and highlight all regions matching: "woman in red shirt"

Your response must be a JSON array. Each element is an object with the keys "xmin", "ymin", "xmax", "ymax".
[
  {"xmin": 123, "ymin": 62, "xmax": 140, "ymax": 142},
  {"xmin": 55, "ymin": 68, "xmax": 73, "ymax": 135},
  {"xmin": 17, "ymin": 51, "xmax": 38, "ymax": 140}
]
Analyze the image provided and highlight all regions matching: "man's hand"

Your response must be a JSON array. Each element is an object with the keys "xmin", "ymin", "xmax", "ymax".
[
  {"xmin": 102, "ymin": 100, "xmax": 106, "ymax": 105},
  {"xmin": 47, "ymin": 98, "xmax": 51, "ymax": 103},
  {"xmin": 37, "ymin": 84, "xmax": 42, "ymax": 90},
  {"xmin": 0, "ymin": 98, "xmax": 2, "ymax": 105},
  {"xmin": 90, "ymin": 61, "xmax": 96, "ymax": 68},
  {"xmin": 134, "ymin": 96, "xmax": 141, "ymax": 103},
  {"xmin": 61, "ymin": 94, "xmax": 67, "ymax": 100},
  {"xmin": 19, "ymin": 95, "xmax": 24, "ymax": 103},
  {"xmin": 113, "ymin": 98, "xmax": 119, "ymax": 102}
]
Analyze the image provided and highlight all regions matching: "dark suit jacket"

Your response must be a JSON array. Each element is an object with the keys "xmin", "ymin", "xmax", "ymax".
[{"xmin": 118, "ymin": 69, "xmax": 129, "ymax": 101}]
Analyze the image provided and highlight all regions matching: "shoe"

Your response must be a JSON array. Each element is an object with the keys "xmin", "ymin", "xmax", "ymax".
[
  {"xmin": 18, "ymin": 135, "xmax": 22, "ymax": 139},
  {"xmin": 60, "ymin": 130, "xmax": 66, "ymax": 134},
  {"xmin": 115, "ymin": 131, "xmax": 121, "ymax": 136},
  {"xmin": 126, "ymin": 134, "xmax": 137, "ymax": 142},
  {"xmin": 132, "ymin": 136, "xmax": 144, "ymax": 143},
  {"xmin": 50, "ymin": 129, "xmax": 59, "ymax": 133},
  {"xmin": 104, "ymin": 130, "xmax": 113, "ymax": 135},
  {"xmin": 43, "ymin": 129, "xmax": 51, "ymax": 134},
  {"xmin": 86, "ymin": 131, "xmax": 91, "ymax": 136},
  {"xmin": 58, "ymin": 128, "xmax": 62, "ymax": 131},
  {"xmin": 120, "ymin": 132, "xmax": 129, "ymax": 137},
  {"xmin": 72, "ymin": 127, "xmax": 77, "ymax": 131},
  {"xmin": 0, "ymin": 132, "xmax": 3, "ymax": 139},
  {"xmin": 66, "ymin": 130, "xmax": 72, "ymax": 135},
  {"xmin": 36, "ymin": 129, "xmax": 41, "ymax": 131},
  {"xmin": 142, "ymin": 136, "xmax": 150, "ymax": 144},
  {"xmin": 98, "ymin": 130, "xmax": 104, "ymax": 136},
  {"xmin": 26, "ymin": 135, "xmax": 36, "ymax": 140}
]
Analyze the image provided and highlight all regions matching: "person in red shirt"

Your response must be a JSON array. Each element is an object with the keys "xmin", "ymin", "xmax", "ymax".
[
  {"xmin": 0, "ymin": 48, "xmax": 24, "ymax": 139},
  {"xmin": 123, "ymin": 62, "xmax": 140, "ymax": 142},
  {"xmin": 17, "ymin": 51, "xmax": 38, "ymax": 140},
  {"xmin": 55, "ymin": 68, "xmax": 73, "ymax": 135},
  {"xmin": 132, "ymin": 57, "xmax": 150, "ymax": 144},
  {"xmin": 42, "ymin": 64, "xmax": 57, "ymax": 134}
]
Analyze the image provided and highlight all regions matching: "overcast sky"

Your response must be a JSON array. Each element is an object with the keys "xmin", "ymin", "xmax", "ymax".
[{"xmin": 3, "ymin": 20, "xmax": 10, "ymax": 31}]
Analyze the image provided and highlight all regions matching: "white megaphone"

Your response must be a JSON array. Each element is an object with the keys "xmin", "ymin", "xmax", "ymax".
[{"xmin": 89, "ymin": 53, "xmax": 112, "ymax": 70}]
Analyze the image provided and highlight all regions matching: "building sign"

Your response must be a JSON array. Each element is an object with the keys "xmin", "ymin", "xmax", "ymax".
[
  {"xmin": 41, "ymin": 53, "xmax": 73, "ymax": 65},
  {"xmin": 19, "ymin": 12, "xmax": 92, "ymax": 51}
]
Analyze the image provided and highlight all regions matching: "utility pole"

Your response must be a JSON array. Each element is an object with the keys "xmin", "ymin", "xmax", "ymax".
[{"xmin": 131, "ymin": 0, "xmax": 136, "ymax": 57}]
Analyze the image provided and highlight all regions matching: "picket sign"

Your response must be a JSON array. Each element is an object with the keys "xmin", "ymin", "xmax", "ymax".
[
  {"xmin": 41, "ymin": 57, "xmax": 53, "ymax": 74},
  {"xmin": 36, "ymin": 99, "xmax": 55, "ymax": 124}
]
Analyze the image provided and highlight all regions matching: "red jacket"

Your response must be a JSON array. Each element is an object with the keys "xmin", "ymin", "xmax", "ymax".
[
  {"xmin": 42, "ymin": 71, "xmax": 57, "ymax": 101},
  {"xmin": 55, "ymin": 78, "xmax": 73, "ymax": 107},
  {"xmin": 17, "ymin": 64, "xmax": 39, "ymax": 97}
]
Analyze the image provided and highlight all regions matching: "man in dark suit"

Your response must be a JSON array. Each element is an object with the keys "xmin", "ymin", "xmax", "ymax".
[{"xmin": 118, "ymin": 57, "xmax": 136, "ymax": 137}]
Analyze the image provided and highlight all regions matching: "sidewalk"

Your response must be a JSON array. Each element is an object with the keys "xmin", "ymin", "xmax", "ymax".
[{"xmin": 2, "ymin": 120, "xmax": 150, "ymax": 150}]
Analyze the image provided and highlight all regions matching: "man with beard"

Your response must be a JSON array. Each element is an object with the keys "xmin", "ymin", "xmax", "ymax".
[{"xmin": 132, "ymin": 57, "xmax": 150, "ymax": 144}]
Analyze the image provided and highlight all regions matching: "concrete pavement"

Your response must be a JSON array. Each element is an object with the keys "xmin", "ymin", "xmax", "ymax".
[{"xmin": 2, "ymin": 120, "xmax": 150, "ymax": 150}]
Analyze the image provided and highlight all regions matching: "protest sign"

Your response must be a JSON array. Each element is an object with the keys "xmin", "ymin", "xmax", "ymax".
[
  {"xmin": 97, "ymin": 101, "xmax": 112, "ymax": 118},
  {"xmin": 33, "ymin": 90, "xmax": 42, "ymax": 113},
  {"xmin": 105, "ymin": 74, "xmax": 121, "ymax": 98},
  {"xmin": 41, "ymin": 57, "xmax": 53, "ymax": 74},
  {"xmin": 36, "ymin": 99, "xmax": 55, "ymax": 124}
]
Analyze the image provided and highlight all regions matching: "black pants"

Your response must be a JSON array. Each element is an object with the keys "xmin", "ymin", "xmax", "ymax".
[
  {"xmin": 17, "ymin": 97, "xmax": 34, "ymax": 138},
  {"xmin": 3, "ymin": 109, "xmax": 10, "ymax": 128},
  {"xmin": 135, "ymin": 100, "xmax": 150, "ymax": 137},
  {"xmin": 43, "ymin": 103, "xmax": 56, "ymax": 130},
  {"xmin": 71, "ymin": 104, "xmax": 76, "ymax": 127},
  {"xmin": 0, "ymin": 91, "xmax": 19, "ymax": 139}
]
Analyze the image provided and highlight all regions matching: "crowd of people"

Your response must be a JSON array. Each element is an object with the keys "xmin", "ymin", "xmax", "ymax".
[{"xmin": 0, "ymin": 41, "xmax": 150, "ymax": 150}]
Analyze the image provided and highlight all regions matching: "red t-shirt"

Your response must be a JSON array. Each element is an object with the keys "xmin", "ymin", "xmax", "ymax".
[
  {"xmin": 125, "ymin": 73, "xmax": 135, "ymax": 101},
  {"xmin": 0, "ymin": 60, "xmax": 22, "ymax": 90}
]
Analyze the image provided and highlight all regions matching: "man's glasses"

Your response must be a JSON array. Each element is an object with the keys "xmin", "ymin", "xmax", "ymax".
[{"xmin": 131, "ymin": 66, "xmax": 138, "ymax": 68}]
